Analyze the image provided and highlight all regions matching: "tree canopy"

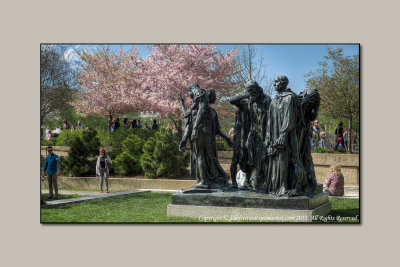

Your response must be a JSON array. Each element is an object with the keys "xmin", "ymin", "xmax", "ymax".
[{"xmin": 305, "ymin": 48, "xmax": 359, "ymax": 152}]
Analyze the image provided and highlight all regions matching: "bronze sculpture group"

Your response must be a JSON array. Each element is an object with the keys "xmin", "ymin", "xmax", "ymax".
[{"xmin": 178, "ymin": 75, "xmax": 320, "ymax": 197}]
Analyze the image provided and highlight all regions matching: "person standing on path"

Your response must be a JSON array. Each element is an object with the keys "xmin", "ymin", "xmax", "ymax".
[
  {"xmin": 96, "ymin": 148, "xmax": 112, "ymax": 193},
  {"xmin": 42, "ymin": 146, "xmax": 60, "ymax": 199}
]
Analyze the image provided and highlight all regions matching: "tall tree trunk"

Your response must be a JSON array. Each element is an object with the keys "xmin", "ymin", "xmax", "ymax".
[
  {"xmin": 169, "ymin": 116, "xmax": 183, "ymax": 139},
  {"xmin": 108, "ymin": 113, "xmax": 113, "ymax": 135},
  {"xmin": 40, "ymin": 115, "xmax": 44, "ymax": 141},
  {"xmin": 349, "ymin": 116, "xmax": 353, "ymax": 153}
]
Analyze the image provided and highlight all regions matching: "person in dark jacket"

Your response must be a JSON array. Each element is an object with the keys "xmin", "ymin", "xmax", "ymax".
[
  {"xmin": 151, "ymin": 119, "xmax": 159, "ymax": 130},
  {"xmin": 335, "ymin": 121, "xmax": 345, "ymax": 150}
]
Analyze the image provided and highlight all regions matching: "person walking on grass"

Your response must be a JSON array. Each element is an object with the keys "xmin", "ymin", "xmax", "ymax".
[
  {"xmin": 42, "ymin": 146, "xmax": 60, "ymax": 200},
  {"xmin": 96, "ymin": 148, "xmax": 112, "ymax": 193}
]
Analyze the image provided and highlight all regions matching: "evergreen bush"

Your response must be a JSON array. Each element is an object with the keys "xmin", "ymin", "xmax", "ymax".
[
  {"xmin": 55, "ymin": 130, "xmax": 83, "ymax": 146},
  {"xmin": 61, "ymin": 129, "xmax": 100, "ymax": 177},
  {"xmin": 97, "ymin": 128, "xmax": 155, "ymax": 148},
  {"xmin": 141, "ymin": 129, "xmax": 189, "ymax": 179},
  {"xmin": 113, "ymin": 134, "xmax": 143, "ymax": 175}
]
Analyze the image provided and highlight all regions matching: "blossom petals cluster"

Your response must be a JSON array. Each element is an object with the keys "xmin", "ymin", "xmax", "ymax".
[{"xmin": 73, "ymin": 44, "xmax": 238, "ymax": 120}]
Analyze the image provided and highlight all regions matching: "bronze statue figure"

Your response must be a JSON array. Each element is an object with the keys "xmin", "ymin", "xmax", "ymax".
[
  {"xmin": 297, "ymin": 88, "xmax": 321, "ymax": 196},
  {"xmin": 229, "ymin": 92, "xmax": 251, "ymax": 188},
  {"xmin": 264, "ymin": 76, "xmax": 304, "ymax": 196},
  {"xmin": 178, "ymin": 84, "xmax": 231, "ymax": 189},
  {"xmin": 179, "ymin": 78, "xmax": 321, "ymax": 198}
]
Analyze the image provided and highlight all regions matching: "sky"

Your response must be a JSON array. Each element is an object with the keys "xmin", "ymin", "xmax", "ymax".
[{"xmin": 64, "ymin": 43, "xmax": 359, "ymax": 94}]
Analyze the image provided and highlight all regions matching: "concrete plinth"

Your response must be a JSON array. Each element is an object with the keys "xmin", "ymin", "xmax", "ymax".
[
  {"xmin": 167, "ymin": 184, "xmax": 331, "ymax": 222},
  {"xmin": 167, "ymin": 201, "xmax": 331, "ymax": 222}
]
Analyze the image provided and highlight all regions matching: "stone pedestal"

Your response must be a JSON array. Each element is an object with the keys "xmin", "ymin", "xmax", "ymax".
[{"xmin": 167, "ymin": 183, "xmax": 331, "ymax": 222}]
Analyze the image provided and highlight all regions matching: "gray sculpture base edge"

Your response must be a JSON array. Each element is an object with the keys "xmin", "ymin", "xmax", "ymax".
[{"xmin": 167, "ymin": 201, "xmax": 331, "ymax": 222}]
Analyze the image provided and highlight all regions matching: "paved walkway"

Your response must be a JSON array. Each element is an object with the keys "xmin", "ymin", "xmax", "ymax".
[
  {"xmin": 42, "ymin": 188, "xmax": 177, "ymax": 197},
  {"xmin": 42, "ymin": 190, "xmax": 150, "ymax": 208}
]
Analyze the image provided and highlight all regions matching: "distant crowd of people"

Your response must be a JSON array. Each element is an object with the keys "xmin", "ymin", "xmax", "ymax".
[
  {"xmin": 45, "ymin": 118, "xmax": 161, "ymax": 140},
  {"xmin": 61, "ymin": 119, "xmax": 85, "ymax": 131},
  {"xmin": 310, "ymin": 120, "xmax": 358, "ymax": 151},
  {"xmin": 112, "ymin": 118, "xmax": 159, "ymax": 132},
  {"xmin": 46, "ymin": 120, "xmax": 86, "ymax": 140}
]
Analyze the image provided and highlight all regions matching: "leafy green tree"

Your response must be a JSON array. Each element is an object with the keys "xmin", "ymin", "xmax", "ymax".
[
  {"xmin": 40, "ymin": 45, "xmax": 78, "ymax": 137},
  {"xmin": 305, "ymin": 48, "xmax": 359, "ymax": 152}
]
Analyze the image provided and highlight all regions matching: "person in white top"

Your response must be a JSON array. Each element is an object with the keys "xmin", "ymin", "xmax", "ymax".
[
  {"xmin": 96, "ymin": 148, "xmax": 112, "ymax": 193},
  {"xmin": 319, "ymin": 127, "xmax": 327, "ymax": 149}
]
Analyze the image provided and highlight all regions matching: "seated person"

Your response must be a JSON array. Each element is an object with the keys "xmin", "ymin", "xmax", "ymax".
[{"xmin": 324, "ymin": 164, "xmax": 344, "ymax": 196}]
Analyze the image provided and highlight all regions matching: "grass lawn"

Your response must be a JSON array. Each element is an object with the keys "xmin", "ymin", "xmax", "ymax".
[
  {"xmin": 41, "ymin": 192, "xmax": 359, "ymax": 223},
  {"xmin": 316, "ymin": 198, "xmax": 359, "ymax": 223}
]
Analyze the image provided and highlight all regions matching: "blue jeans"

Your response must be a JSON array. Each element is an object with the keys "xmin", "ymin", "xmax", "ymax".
[{"xmin": 320, "ymin": 139, "xmax": 326, "ymax": 149}]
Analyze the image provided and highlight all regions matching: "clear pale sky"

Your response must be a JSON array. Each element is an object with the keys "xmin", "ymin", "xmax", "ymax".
[{"xmin": 67, "ymin": 43, "xmax": 359, "ymax": 94}]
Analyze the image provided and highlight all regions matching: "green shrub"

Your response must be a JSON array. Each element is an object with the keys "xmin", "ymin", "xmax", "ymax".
[
  {"xmin": 216, "ymin": 136, "xmax": 233, "ymax": 151},
  {"xmin": 141, "ymin": 129, "xmax": 189, "ymax": 179},
  {"xmin": 41, "ymin": 139, "xmax": 56, "ymax": 146},
  {"xmin": 113, "ymin": 134, "xmax": 143, "ymax": 175},
  {"xmin": 61, "ymin": 129, "xmax": 100, "ymax": 177},
  {"xmin": 313, "ymin": 147, "xmax": 347, "ymax": 153},
  {"xmin": 81, "ymin": 128, "xmax": 101, "ymax": 157},
  {"xmin": 140, "ymin": 137, "xmax": 158, "ymax": 178},
  {"xmin": 62, "ymin": 137, "xmax": 91, "ymax": 176},
  {"xmin": 313, "ymin": 147, "xmax": 334, "ymax": 153},
  {"xmin": 55, "ymin": 130, "xmax": 83, "ymax": 146},
  {"xmin": 97, "ymin": 128, "xmax": 156, "ymax": 148}
]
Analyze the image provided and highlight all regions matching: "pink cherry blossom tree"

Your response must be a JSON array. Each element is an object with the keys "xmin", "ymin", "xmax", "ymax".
[
  {"xmin": 72, "ymin": 45, "xmax": 142, "ymax": 134},
  {"xmin": 136, "ymin": 44, "xmax": 238, "ymax": 133}
]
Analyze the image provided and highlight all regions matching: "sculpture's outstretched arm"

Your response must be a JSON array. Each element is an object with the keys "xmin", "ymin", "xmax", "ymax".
[{"xmin": 230, "ymin": 94, "xmax": 249, "ymax": 107}]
